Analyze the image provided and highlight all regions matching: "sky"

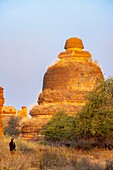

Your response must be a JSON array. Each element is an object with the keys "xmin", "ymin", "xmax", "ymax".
[{"xmin": 0, "ymin": 0, "xmax": 113, "ymax": 112}]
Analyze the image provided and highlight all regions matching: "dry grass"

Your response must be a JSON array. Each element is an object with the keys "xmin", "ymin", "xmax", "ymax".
[{"xmin": 0, "ymin": 137, "xmax": 113, "ymax": 170}]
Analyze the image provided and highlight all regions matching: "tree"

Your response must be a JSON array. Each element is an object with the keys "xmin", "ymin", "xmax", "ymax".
[
  {"xmin": 74, "ymin": 77, "xmax": 113, "ymax": 140},
  {"xmin": 4, "ymin": 116, "xmax": 21, "ymax": 136},
  {"xmin": 41, "ymin": 111, "xmax": 74, "ymax": 141}
]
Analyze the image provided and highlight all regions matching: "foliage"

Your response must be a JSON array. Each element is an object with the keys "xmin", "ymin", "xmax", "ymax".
[
  {"xmin": 74, "ymin": 77, "xmax": 113, "ymax": 140},
  {"xmin": 4, "ymin": 116, "xmax": 21, "ymax": 136},
  {"xmin": 41, "ymin": 111, "xmax": 74, "ymax": 141}
]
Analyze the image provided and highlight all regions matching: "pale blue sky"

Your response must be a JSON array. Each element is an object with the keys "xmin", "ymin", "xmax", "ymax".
[{"xmin": 0, "ymin": 0, "xmax": 113, "ymax": 111}]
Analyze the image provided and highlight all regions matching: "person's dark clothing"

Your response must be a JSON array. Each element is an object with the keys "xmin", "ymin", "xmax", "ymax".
[{"xmin": 9, "ymin": 140, "xmax": 16, "ymax": 151}]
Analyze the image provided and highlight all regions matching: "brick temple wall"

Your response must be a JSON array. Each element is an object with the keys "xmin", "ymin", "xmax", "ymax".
[{"xmin": 0, "ymin": 87, "xmax": 4, "ymax": 137}]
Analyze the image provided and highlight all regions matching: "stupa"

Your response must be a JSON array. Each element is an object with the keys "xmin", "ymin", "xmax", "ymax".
[
  {"xmin": 21, "ymin": 37, "xmax": 104, "ymax": 140},
  {"xmin": 0, "ymin": 87, "xmax": 4, "ymax": 136}
]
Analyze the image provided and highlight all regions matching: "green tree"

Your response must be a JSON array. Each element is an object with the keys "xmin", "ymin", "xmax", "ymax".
[
  {"xmin": 74, "ymin": 77, "xmax": 113, "ymax": 140},
  {"xmin": 41, "ymin": 111, "xmax": 74, "ymax": 141},
  {"xmin": 4, "ymin": 116, "xmax": 21, "ymax": 136}
]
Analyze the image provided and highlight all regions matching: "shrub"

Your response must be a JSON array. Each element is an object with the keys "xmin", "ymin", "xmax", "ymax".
[
  {"xmin": 41, "ymin": 111, "xmax": 74, "ymax": 141},
  {"xmin": 72, "ymin": 77, "xmax": 113, "ymax": 141}
]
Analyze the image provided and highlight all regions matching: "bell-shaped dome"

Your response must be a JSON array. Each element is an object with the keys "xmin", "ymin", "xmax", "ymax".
[{"xmin": 31, "ymin": 37, "xmax": 104, "ymax": 115}]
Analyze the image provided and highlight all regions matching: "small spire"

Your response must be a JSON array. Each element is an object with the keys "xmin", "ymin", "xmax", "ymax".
[{"xmin": 64, "ymin": 37, "xmax": 84, "ymax": 50}]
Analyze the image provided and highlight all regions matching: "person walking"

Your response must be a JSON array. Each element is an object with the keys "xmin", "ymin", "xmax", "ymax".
[{"xmin": 9, "ymin": 138, "xmax": 16, "ymax": 154}]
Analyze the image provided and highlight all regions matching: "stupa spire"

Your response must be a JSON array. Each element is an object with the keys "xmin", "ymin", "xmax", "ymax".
[{"xmin": 58, "ymin": 37, "xmax": 91, "ymax": 62}]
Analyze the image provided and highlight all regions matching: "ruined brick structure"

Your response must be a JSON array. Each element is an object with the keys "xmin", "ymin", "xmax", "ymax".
[
  {"xmin": 17, "ymin": 106, "xmax": 28, "ymax": 118},
  {"xmin": 2, "ymin": 106, "xmax": 16, "ymax": 127},
  {"xmin": 21, "ymin": 37, "xmax": 104, "ymax": 140},
  {"xmin": 0, "ymin": 87, "xmax": 4, "ymax": 136}
]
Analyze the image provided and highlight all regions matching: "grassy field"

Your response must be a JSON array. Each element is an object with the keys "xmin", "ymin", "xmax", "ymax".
[{"xmin": 0, "ymin": 137, "xmax": 113, "ymax": 170}]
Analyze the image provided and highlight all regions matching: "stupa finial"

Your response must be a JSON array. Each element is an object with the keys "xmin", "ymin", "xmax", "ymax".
[{"xmin": 64, "ymin": 37, "xmax": 84, "ymax": 51}]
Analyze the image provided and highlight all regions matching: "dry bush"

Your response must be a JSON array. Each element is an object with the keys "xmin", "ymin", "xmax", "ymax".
[
  {"xmin": 0, "ymin": 137, "xmax": 111, "ymax": 170},
  {"xmin": 106, "ymin": 159, "xmax": 113, "ymax": 170},
  {"xmin": 16, "ymin": 139, "xmax": 37, "ymax": 152}
]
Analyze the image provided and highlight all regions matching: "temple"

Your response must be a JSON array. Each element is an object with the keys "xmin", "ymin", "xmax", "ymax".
[{"xmin": 21, "ymin": 37, "xmax": 104, "ymax": 140}]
